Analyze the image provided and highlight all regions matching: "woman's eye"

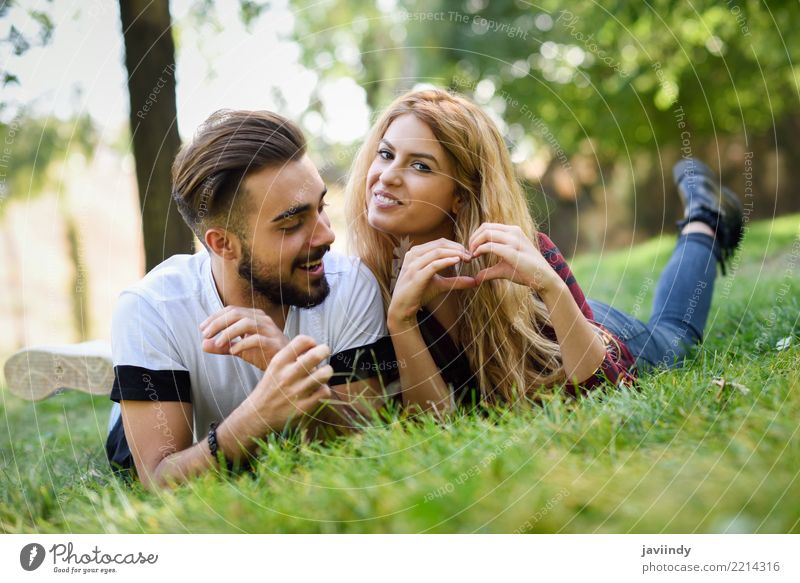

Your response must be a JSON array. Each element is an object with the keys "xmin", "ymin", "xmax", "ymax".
[
  {"xmin": 412, "ymin": 162, "xmax": 432, "ymax": 173},
  {"xmin": 378, "ymin": 148, "xmax": 393, "ymax": 160},
  {"xmin": 319, "ymin": 202, "xmax": 329, "ymax": 212}
]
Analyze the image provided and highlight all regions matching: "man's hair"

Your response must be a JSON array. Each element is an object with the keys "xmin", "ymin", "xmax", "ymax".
[{"xmin": 172, "ymin": 109, "xmax": 306, "ymax": 244}]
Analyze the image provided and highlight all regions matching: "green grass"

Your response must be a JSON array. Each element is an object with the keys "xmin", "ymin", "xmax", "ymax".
[{"xmin": 2, "ymin": 214, "xmax": 799, "ymax": 533}]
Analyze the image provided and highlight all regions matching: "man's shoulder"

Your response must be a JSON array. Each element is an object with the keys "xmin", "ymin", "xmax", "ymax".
[
  {"xmin": 302, "ymin": 252, "xmax": 385, "ymax": 350},
  {"xmin": 324, "ymin": 251, "xmax": 378, "ymax": 287},
  {"xmin": 124, "ymin": 252, "xmax": 209, "ymax": 305},
  {"xmin": 322, "ymin": 250, "xmax": 360, "ymax": 275},
  {"xmin": 300, "ymin": 252, "xmax": 383, "ymax": 324},
  {"xmin": 111, "ymin": 252, "xmax": 213, "ymax": 364}
]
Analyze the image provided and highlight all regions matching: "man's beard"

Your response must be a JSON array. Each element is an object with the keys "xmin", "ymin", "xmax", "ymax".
[{"xmin": 237, "ymin": 243, "xmax": 330, "ymax": 309}]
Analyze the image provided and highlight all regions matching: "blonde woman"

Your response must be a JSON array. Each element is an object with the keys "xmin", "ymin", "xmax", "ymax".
[{"xmin": 344, "ymin": 89, "xmax": 743, "ymax": 412}]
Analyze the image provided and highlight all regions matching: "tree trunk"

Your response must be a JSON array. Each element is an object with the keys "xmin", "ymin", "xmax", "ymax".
[
  {"xmin": 772, "ymin": 112, "xmax": 800, "ymax": 217},
  {"xmin": 119, "ymin": 0, "xmax": 193, "ymax": 273},
  {"xmin": 63, "ymin": 210, "xmax": 90, "ymax": 341}
]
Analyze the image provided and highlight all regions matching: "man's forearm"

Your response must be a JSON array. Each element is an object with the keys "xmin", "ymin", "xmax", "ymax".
[
  {"xmin": 148, "ymin": 440, "xmax": 216, "ymax": 490},
  {"xmin": 146, "ymin": 393, "xmax": 274, "ymax": 490},
  {"xmin": 214, "ymin": 392, "xmax": 277, "ymax": 459}
]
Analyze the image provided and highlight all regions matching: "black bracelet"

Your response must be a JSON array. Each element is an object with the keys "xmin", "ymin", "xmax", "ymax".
[{"xmin": 208, "ymin": 422, "xmax": 220, "ymax": 459}]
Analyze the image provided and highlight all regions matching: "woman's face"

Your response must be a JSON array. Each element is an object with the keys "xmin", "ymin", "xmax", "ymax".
[{"xmin": 365, "ymin": 114, "xmax": 460, "ymax": 243}]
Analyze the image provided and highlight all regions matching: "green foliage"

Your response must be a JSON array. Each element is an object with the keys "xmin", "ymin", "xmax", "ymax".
[
  {"xmin": 1, "ymin": 214, "xmax": 798, "ymax": 533},
  {"xmin": 0, "ymin": 113, "xmax": 97, "ymax": 214},
  {"xmin": 0, "ymin": 0, "xmax": 55, "ymax": 92},
  {"xmin": 290, "ymin": 0, "xmax": 800, "ymax": 159},
  {"xmin": 290, "ymin": 1, "xmax": 405, "ymax": 111}
]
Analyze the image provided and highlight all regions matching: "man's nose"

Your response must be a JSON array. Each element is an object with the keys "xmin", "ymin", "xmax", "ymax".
[{"xmin": 310, "ymin": 213, "xmax": 335, "ymax": 248}]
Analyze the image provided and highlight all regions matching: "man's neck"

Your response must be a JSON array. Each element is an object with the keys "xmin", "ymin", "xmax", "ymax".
[{"xmin": 209, "ymin": 256, "xmax": 289, "ymax": 330}]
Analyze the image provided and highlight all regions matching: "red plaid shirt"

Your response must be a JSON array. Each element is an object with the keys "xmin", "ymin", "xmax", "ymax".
[{"xmin": 537, "ymin": 232, "xmax": 637, "ymax": 394}]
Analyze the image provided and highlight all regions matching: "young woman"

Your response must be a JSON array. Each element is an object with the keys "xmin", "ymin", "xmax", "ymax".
[{"xmin": 344, "ymin": 89, "xmax": 743, "ymax": 413}]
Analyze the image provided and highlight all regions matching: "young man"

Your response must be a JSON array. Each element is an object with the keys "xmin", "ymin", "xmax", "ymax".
[{"xmin": 104, "ymin": 109, "xmax": 391, "ymax": 490}]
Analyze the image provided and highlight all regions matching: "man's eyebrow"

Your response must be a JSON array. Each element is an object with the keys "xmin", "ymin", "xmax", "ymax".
[
  {"xmin": 380, "ymin": 138, "xmax": 440, "ymax": 164},
  {"xmin": 271, "ymin": 187, "xmax": 328, "ymax": 223}
]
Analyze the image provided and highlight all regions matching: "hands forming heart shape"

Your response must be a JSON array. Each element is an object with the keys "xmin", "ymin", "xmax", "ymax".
[{"xmin": 387, "ymin": 223, "xmax": 561, "ymax": 326}]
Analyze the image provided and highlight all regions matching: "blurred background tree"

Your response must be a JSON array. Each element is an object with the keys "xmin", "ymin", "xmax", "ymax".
[
  {"xmin": 289, "ymin": 0, "xmax": 800, "ymax": 252},
  {"xmin": 119, "ymin": 0, "xmax": 193, "ymax": 272},
  {"xmin": 0, "ymin": 114, "xmax": 97, "ymax": 348},
  {"xmin": 2, "ymin": 0, "xmax": 193, "ymax": 278},
  {"xmin": 1, "ymin": 1, "xmax": 96, "ymax": 348}
]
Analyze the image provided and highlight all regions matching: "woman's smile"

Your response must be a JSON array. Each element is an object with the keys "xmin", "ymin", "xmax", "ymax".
[{"xmin": 372, "ymin": 188, "xmax": 403, "ymax": 208}]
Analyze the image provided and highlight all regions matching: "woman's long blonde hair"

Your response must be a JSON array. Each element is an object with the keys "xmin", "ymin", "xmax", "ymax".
[{"xmin": 345, "ymin": 89, "xmax": 565, "ymax": 402}]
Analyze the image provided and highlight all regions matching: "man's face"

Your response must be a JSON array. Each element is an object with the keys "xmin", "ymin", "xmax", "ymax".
[{"xmin": 236, "ymin": 155, "xmax": 335, "ymax": 308}]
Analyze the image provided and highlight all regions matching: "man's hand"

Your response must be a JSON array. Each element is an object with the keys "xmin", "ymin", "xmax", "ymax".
[
  {"xmin": 129, "ymin": 335, "xmax": 333, "ymax": 491},
  {"xmin": 200, "ymin": 306, "xmax": 289, "ymax": 370},
  {"xmin": 250, "ymin": 335, "xmax": 334, "ymax": 431}
]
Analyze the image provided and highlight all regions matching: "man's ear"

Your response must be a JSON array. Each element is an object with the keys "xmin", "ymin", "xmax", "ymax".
[{"xmin": 205, "ymin": 228, "xmax": 242, "ymax": 261}]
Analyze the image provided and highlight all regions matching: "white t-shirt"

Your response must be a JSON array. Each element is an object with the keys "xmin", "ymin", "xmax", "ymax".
[{"xmin": 110, "ymin": 250, "xmax": 387, "ymax": 441}]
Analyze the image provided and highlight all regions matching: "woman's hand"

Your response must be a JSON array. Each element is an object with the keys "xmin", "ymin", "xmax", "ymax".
[
  {"xmin": 468, "ymin": 223, "xmax": 561, "ymax": 293},
  {"xmin": 387, "ymin": 238, "xmax": 476, "ymax": 329}
]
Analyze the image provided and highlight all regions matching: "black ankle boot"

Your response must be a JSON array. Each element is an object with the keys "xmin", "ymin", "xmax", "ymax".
[{"xmin": 673, "ymin": 158, "xmax": 744, "ymax": 274}]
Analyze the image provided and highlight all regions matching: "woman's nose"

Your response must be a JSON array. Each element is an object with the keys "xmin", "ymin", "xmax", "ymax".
[{"xmin": 380, "ymin": 162, "xmax": 402, "ymax": 186}]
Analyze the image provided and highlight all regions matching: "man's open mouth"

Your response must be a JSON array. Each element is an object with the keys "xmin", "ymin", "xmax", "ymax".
[{"xmin": 296, "ymin": 256, "xmax": 325, "ymax": 275}]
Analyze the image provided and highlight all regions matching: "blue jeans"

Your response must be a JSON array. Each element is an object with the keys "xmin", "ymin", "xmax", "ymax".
[{"xmin": 588, "ymin": 233, "xmax": 719, "ymax": 371}]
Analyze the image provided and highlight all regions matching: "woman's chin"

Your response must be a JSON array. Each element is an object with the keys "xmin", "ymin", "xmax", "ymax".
[{"xmin": 367, "ymin": 209, "xmax": 404, "ymax": 236}]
